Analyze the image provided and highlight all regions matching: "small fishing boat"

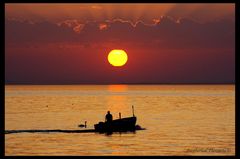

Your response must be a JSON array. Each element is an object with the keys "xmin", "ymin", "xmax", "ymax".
[
  {"xmin": 94, "ymin": 116, "xmax": 137, "ymax": 132},
  {"xmin": 94, "ymin": 106, "xmax": 137, "ymax": 132}
]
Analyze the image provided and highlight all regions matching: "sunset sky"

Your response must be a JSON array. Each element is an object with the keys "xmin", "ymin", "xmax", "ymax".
[{"xmin": 5, "ymin": 3, "xmax": 235, "ymax": 84}]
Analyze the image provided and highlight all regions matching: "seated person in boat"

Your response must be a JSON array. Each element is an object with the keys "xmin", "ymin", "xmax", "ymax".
[{"xmin": 105, "ymin": 111, "xmax": 113, "ymax": 123}]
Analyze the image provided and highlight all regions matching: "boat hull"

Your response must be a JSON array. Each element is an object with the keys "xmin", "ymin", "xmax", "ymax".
[{"xmin": 94, "ymin": 116, "xmax": 137, "ymax": 132}]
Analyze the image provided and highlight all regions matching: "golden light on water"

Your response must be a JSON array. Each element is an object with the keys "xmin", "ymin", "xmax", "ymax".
[
  {"xmin": 107, "ymin": 85, "xmax": 129, "ymax": 118},
  {"xmin": 5, "ymin": 85, "xmax": 235, "ymax": 155},
  {"xmin": 108, "ymin": 85, "xmax": 128, "ymax": 92}
]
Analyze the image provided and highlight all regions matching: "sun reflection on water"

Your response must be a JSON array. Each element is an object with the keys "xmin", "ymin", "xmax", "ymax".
[{"xmin": 107, "ymin": 85, "xmax": 132, "ymax": 119}]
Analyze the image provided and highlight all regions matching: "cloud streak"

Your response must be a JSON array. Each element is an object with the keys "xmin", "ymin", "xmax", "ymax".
[{"xmin": 6, "ymin": 16, "xmax": 234, "ymax": 49}]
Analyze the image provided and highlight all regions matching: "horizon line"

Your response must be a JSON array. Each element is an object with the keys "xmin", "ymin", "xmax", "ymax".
[{"xmin": 4, "ymin": 83, "xmax": 235, "ymax": 85}]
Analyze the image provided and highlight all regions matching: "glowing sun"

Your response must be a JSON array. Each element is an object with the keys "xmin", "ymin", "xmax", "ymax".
[{"xmin": 108, "ymin": 50, "xmax": 128, "ymax": 67}]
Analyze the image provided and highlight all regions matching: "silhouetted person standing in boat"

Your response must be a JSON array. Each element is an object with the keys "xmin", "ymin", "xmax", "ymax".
[{"xmin": 105, "ymin": 111, "xmax": 113, "ymax": 123}]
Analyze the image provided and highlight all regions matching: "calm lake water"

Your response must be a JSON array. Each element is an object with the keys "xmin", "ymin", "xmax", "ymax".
[{"xmin": 5, "ymin": 85, "xmax": 235, "ymax": 156}]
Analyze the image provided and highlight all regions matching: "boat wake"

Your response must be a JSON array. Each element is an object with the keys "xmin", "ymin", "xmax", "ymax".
[
  {"xmin": 5, "ymin": 125, "xmax": 145, "ymax": 134},
  {"xmin": 5, "ymin": 129, "xmax": 96, "ymax": 134}
]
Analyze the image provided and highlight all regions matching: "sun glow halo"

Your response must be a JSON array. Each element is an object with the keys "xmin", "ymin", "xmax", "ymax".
[{"xmin": 108, "ymin": 50, "xmax": 128, "ymax": 67}]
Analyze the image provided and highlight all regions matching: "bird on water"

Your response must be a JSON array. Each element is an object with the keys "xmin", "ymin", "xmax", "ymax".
[{"xmin": 79, "ymin": 121, "xmax": 87, "ymax": 128}]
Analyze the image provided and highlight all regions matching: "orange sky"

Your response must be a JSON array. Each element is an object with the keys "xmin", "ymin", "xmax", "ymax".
[
  {"xmin": 5, "ymin": 3, "xmax": 235, "ymax": 84},
  {"xmin": 5, "ymin": 3, "xmax": 234, "ymax": 23}
]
